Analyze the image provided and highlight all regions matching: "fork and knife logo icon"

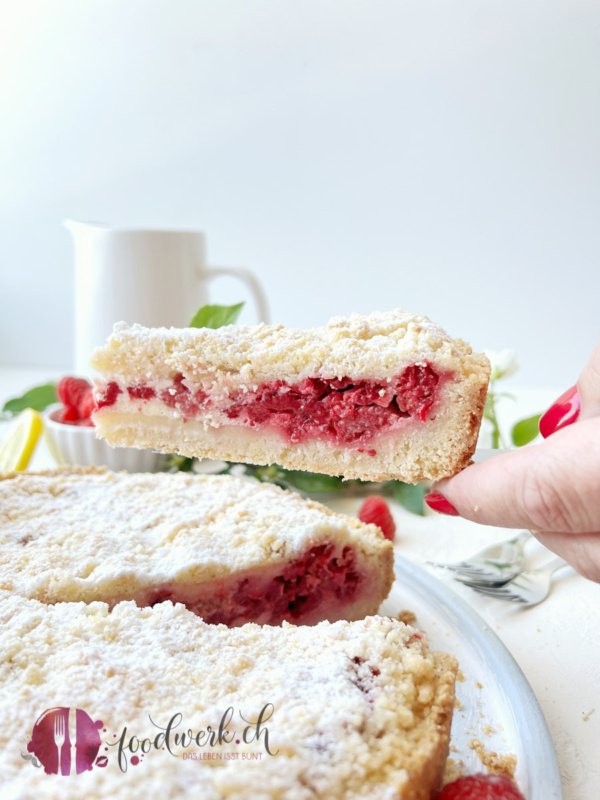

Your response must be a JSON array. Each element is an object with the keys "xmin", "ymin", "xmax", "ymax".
[{"xmin": 25, "ymin": 707, "xmax": 105, "ymax": 775}]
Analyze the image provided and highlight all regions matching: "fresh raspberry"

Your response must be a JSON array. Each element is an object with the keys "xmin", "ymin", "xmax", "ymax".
[
  {"xmin": 357, "ymin": 496, "xmax": 396, "ymax": 541},
  {"xmin": 439, "ymin": 774, "xmax": 526, "ymax": 800},
  {"xmin": 78, "ymin": 389, "xmax": 96, "ymax": 421},
  {"xmin": 58, "ymin": 405, "xmax": 79, "ymax": 423},
  {"xmin": 57, "ymin": 377, "xmax": 92, "ymax": 409}
]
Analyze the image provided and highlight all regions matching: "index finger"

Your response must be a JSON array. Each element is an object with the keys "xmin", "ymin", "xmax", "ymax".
[{"xmin": 429, "ymin": 417, "xmax": 600, "ymax": 532}]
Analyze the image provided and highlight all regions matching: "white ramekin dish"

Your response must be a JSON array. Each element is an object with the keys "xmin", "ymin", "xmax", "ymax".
[{"xmin": 44, "ymin": 407, "xmax": 170, "ymax": 472}]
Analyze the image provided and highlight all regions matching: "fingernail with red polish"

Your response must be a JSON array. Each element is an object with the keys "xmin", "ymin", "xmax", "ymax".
[
  {"xmin": 424, "ymin": 493, "xmax": 460, "ymax": 516},
  {"xmin": 538, "ymin": 385, "xmax": 580, "ymax": 439}
]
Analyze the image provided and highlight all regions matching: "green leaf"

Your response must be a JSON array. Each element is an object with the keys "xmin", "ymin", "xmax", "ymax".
[
  {"xmin": 511, "ymin": 414, "xmax": 542, "ymax": 447},
  {"xmin": 278, "ymin": 470, "xmax": 344, "ymax": 493},
  {"xmin": 165, "ymin": 454, "xmax": 195, "ymax": 472},
  {"xmin": 189, "ymin": 302, "xmax": 245, "ymax": 329},
  {"xmin": 1, "ymin": 383, "xmax": 57, "ymax": 417},
  {"xmin": 240, "ymin": 462, "xmax": 345, "ymax": 493},
  {"xmin": 390, "ymin": 481, "xmax": 426, "ymax": 515}
]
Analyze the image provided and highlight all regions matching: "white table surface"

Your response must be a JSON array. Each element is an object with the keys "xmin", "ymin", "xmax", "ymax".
[{"xmin": 1, "ymin": 367, "xmax": 599, "ymax": 799}]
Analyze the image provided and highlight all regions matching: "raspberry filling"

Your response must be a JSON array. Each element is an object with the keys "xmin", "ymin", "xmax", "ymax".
[
  {"xmin": 138, "ymin": 543, "xmax": 365, "ymax": 627},
  {"xmin": 98, "ymin": 364, "xmax": 440, "ymax": 447},
  {"xmin": 224, "ymin": 368, "xmax": 440, "ymax": 445},
  {"xmin": 96, "ymin": 382, "xmax": 123, "ymax": 408}
]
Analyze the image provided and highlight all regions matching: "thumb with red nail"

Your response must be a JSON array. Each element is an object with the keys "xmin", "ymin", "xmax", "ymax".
[{"xmin": 424, "ymin": 342, "xmax": 600, "ymax": 582}]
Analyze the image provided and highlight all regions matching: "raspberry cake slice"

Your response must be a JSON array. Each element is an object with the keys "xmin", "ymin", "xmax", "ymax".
[
  {"xmin": 90, "ymin": 310, "xmax": 490, "ymax": 482},
  {"xmin": 0, "ymin": 594, "xmax": 457, "ymax": 799},
  {"xmin": 0, "ymin": 467, "xmax": 392, "ymax": 626}
]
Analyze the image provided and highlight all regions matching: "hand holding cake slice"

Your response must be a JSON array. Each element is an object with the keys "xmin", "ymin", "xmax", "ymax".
[
  {"xmin": 91, "ymin": 310, "xmax": 490, "ymax": 482},
  {"xmin": 0, "ymin": 467, "xmax": 392, "ymax": 627}
]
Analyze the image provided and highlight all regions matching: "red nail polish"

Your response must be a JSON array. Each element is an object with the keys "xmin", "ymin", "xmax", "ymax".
[
  {"xmin": 539, "ymin": 385, "xmax": 580, "ymax": 439},
  {"xmin": 424, "ymin": 493, "xmax": 460, "ymax": 516}
]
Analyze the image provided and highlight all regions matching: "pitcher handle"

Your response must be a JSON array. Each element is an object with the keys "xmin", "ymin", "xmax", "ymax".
[{"xmin": 206, "ymin": 266, "xmax": 270, "ymax": 324}]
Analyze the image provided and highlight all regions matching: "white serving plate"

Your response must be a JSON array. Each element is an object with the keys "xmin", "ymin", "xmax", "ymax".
[{"xmin": 379, "ymin": 557, "xmax": 562, "ymax": 800}]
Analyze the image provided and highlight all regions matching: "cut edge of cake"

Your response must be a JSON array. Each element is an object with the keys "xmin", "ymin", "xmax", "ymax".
[{"xmin": 92, "ymin": 371, "xmax": 487, "ymax": 482}]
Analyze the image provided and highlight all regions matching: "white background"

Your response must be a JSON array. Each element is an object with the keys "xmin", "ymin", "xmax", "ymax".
[{"xmin": 1, "ymin": 0, "xmax": 599, "ymax": 385}]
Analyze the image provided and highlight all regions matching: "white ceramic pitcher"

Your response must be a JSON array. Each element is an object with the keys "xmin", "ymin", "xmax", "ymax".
[{"xmin": 66, "ymin": 220, "xmax": 269, "ymax": 375}]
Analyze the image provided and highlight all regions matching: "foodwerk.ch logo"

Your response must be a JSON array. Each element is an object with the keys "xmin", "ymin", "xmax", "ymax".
[{"xmin": 24, "ymin": 704, "xmax": 277, "ymax": 775}]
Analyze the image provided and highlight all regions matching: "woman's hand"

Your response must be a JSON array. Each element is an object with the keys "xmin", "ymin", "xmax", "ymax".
[{"xmin": 425, "ymin": 343, "xmax": 600, "ymax": 582}]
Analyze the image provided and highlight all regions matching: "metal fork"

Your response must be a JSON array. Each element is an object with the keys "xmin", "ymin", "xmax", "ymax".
[
  {"xmin": 459, "ymin": 556, "xmax": 570, "ymax": 606},
  {"xmin": 429, "ymin": 531, "xmax": 531, "ymax": 585},
  {"xmin": 54, "ymin": 713, "xmax": 65, "ymax": 776}
]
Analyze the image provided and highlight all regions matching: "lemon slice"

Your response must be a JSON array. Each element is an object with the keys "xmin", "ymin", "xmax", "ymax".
[{"xmin": 0, "ymin": 409, "xmax": 44, "ymax": 475}]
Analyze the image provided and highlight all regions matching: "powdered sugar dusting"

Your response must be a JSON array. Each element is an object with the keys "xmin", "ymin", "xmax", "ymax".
[{"xmin": 0, "ymin": 594, "xmax": 457, "ymax": 799}]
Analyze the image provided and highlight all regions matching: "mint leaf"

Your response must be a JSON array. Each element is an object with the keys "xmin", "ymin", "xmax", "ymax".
[
  {"xmin": 391, "ymin": 481, "xmax": 426, "ymax": 515},
  {"xmin": 189, "ymin": 302, "xmax": 245, "ymax": 329},
  {"xmin": 2, "ymin": 383, "xmax": 57, "ymax": 417},
  {"xmin": 511, "ymin": 414, "xmax": 542, "ymax": 447}
]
